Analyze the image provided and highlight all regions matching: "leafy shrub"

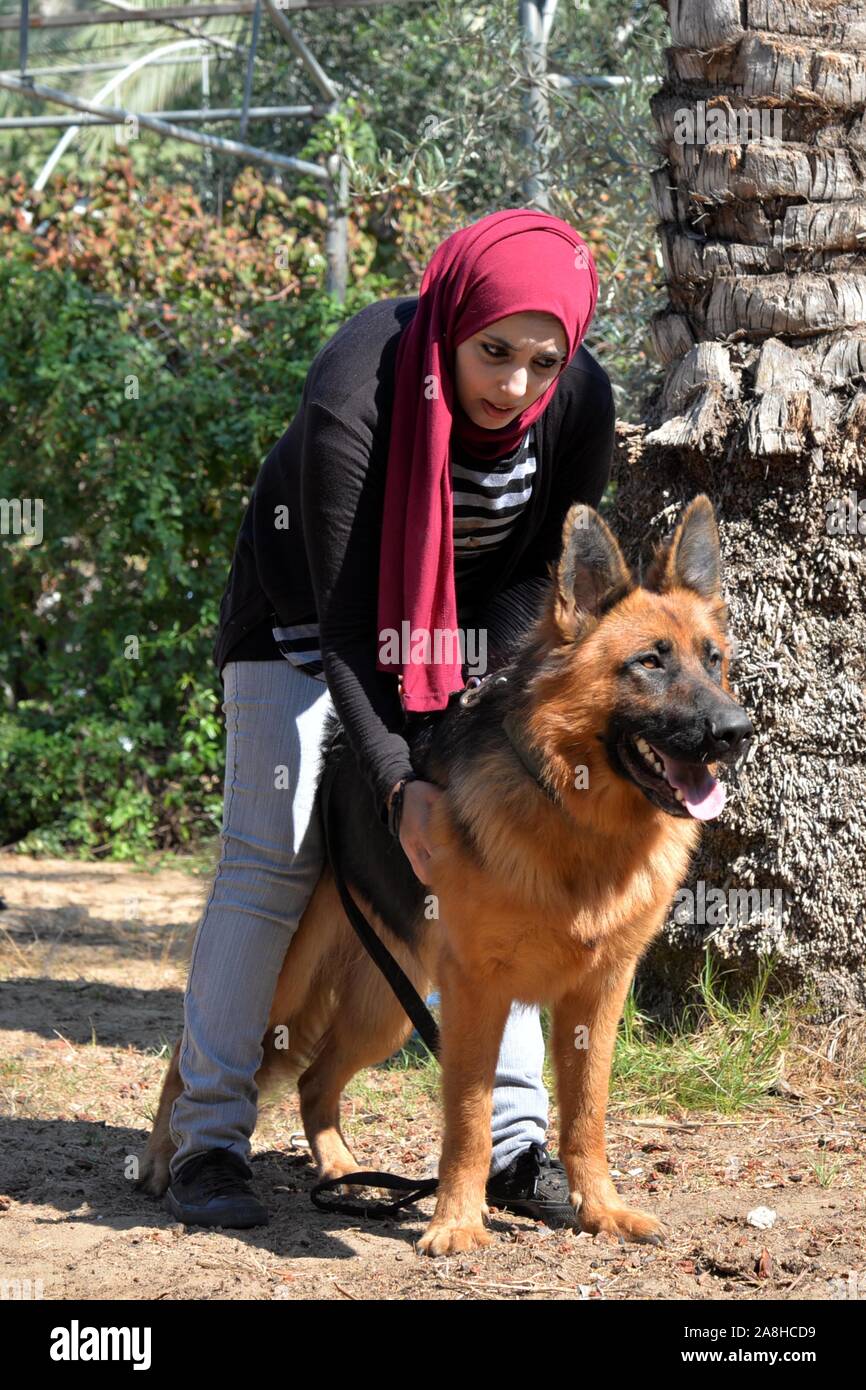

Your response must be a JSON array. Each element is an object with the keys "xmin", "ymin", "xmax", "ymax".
[{"xmin": 0, "ymin": 160, "xmax": 449, "ymax": 857}]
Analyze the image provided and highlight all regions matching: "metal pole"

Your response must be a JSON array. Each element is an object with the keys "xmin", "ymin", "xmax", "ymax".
[
  {"xmin": 263, "ymin": 0, "xmax": 346, "ymax": 291},
  {"xmin": 0, "ymin": 107, "xmax": 326, "ymax": 128},
  {"xmin": 239, "ymin": 0, "xmax": 262, "ymax": 142},
  {"xmin": 519, "ymin": 0, "xmax": 558, "ymax": 212},
  {"xmin": 201, "ymin": 52, "xmax": 214, "ymax": 203},
  {"xmin": 0, "ymin": 73, "xmax": 330, "ymax": 179},
  {"xmin": 324, "ymin": 151, "xmax": 349, "ymax": 303},
  {"xmin": 18, "ymin": 0, "xmax": 30, "ymax": 78}
]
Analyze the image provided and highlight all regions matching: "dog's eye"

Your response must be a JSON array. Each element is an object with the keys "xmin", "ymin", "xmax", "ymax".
[
  {"xmin": 639, "ymin": 654, "xmax": 662, "ymax": 669},
  {"xmin": 708, "ymin": 650, "xmax": 722, "ymax": 667}
]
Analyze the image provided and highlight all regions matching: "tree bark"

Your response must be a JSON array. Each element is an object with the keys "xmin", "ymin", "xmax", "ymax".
[{"xmin": 614, "ymin": 0, "xmax": 866, "ymax": 1019}]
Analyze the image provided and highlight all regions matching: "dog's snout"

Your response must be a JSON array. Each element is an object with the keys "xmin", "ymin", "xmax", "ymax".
[{"xmin": 705, "ymin": 707, "xmax": 753, "ymax": 758}]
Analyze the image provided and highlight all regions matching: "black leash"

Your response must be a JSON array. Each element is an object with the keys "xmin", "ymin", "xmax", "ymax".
[
  {"xmin": 310, "ymin": 1169, "xmax": 439, "ymax": 1220},
  {"xmin": 310, "ymin": 755, "xmax": 440, "ymax": 1218},
  {"xmin": 317, "ymin": 756, "xmax": 441, "ymax": 1058}
]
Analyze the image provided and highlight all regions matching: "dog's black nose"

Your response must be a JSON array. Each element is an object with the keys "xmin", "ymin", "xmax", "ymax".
[{"xmin": 705, "ymin": 708, "xmax": 753, "ymax": 757}]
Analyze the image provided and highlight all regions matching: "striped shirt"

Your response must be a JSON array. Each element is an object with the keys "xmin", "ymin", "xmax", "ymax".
[{"xmin": 272, "ymin": 424, "xmax": 538, "ymax": 681}]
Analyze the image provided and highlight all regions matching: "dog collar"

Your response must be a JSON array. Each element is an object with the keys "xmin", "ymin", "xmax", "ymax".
[{"xmin": 458, "ymin": 675, "xmax": 561, "ymax": 806}]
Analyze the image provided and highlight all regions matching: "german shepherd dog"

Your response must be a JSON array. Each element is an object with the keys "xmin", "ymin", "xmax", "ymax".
[{"xmin": 139, "ymin": 494, "xmax": 753, "ymax": 1256}]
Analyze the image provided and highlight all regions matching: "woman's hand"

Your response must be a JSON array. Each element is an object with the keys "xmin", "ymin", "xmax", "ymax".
[{"xmin": 390, "ymin": 779, "xmax": 445, "ymax": 885}]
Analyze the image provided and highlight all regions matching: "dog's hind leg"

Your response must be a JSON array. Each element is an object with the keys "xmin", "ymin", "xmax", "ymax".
[
  {"xmin": 296, "ymin": 892, "xmax": 432, "ymax": 1183},
  {"xmin": 136, "ymin": 1039, "xmax": 183, "ymax": 1197}
]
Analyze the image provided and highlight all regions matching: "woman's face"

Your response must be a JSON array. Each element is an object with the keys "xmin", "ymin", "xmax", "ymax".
[{"xmin": 454, "ymin": 311, "xmax": 569, "ymax": 429}]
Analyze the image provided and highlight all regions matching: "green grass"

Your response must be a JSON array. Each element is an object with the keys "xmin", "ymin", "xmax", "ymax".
[
  {"xmin": 348, "ymin": 1053, "xmax": 441, "ymax": 1108},
  {"xmin": 812, "ymin": 1157, "xmax": 843, "ymax": 1188},
  {"xmin": 610, "ymin": 951, "xmax": 795, "ymax": 1115}
]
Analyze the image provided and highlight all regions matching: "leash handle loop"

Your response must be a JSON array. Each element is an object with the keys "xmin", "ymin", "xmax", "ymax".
[{"xmin": 310, "ymin": 1170, "xmax": 439, "ymax": 1220}]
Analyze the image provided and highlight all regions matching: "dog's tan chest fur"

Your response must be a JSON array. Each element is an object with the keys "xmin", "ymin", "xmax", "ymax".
[{"xmin": 431, "ymin": 791, "xmax": 699, "ymax": 1002}]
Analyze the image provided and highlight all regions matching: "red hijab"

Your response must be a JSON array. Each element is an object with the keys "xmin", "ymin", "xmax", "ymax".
[{"xmin": 376, "ymin": 208, "xmax": 599, "ymax": 712}]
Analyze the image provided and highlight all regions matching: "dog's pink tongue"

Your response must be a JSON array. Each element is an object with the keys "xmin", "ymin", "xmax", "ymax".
[{"xmin": 650, "ymin": 747, "xmax": 727, "ymax": 821}]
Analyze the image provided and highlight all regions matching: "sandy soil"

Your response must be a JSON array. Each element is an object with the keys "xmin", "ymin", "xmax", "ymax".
[{"xmin": 1, "ymin": 851, "xmax": 865, "ymax": 1302}]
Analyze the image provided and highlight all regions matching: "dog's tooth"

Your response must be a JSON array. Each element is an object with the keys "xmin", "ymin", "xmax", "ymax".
[
  {"xmin": 636, "ymin": 737, "xmax": 650, "ymax": 753},
  {"xmin": 675, "ymin": 789, "xmax": 684, "ymax": 802}
]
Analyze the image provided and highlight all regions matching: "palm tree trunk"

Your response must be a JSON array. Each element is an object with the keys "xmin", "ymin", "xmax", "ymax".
[{"xmin": 614, "ymin": 0, "xmax": 866, "ymax": 1018}]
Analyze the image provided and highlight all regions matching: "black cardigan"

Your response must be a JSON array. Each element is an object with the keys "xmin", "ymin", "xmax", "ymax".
[{"xmin": 213, "ymin": 295, "xmax": 615, "ymax": 820}]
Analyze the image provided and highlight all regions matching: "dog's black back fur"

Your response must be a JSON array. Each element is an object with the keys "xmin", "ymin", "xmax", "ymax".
[{"xmin": 314, "ymin": 644, "xmax": 535, "ymax": 950}]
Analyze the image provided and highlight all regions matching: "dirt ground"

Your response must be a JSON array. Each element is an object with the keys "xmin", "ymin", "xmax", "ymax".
[{"xmin": 1, "ymin": 850, "xmax": 865, "ymax": 1302}]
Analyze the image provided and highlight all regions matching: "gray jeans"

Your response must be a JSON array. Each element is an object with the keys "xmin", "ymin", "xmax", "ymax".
[{"xmin": 168, "ymin": 659, "xmax": 547, "ymax": 1181}]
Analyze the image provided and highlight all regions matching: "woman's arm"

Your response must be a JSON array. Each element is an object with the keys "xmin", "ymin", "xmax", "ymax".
[{"xmin": 300, "ymin": 400, "xmax": 416, "ymax": 822}]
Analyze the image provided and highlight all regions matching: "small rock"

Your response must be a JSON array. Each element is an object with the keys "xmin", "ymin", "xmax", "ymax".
[{"xmin": 746, "ymin": 1205, "xmax": 777, "ymax": 1230}]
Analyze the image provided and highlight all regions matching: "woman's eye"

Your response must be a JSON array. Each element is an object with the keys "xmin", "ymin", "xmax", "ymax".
[{"xmin": 481, "ymin": 344, "xmax": 558, "ymax": 370}]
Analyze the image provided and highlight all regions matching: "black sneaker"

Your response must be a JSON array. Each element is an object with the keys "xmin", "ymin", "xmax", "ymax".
[
  {"xmin": 166, "ymin": 1149, "xmax": 269, "ymax": 1229},
  {"xmin": 486, "ymin": 1141, "xmax": 579, "ymax": 1229}
]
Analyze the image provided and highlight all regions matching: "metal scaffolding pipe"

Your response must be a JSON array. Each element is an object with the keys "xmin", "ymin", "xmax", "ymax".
[
  {"xmin": 19, "ymin": 0, "xmax": 29, "ymax": 77},
  {"xmin": 0, "ymin": 73, "xmax": 329, "ymax": 178},
  {"xmin": 239, "ymin": 0, "xmax": 262, "ymax": 141},
  {"xmin": 519, "ymin": 0, "xmax": 557, "ymax": 212},
  {"xmin": 0, "ymin": 105, "xmax": 323, "ymax": 129}
]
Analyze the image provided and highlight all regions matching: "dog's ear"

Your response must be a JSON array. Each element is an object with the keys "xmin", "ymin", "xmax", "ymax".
[
  {"xmin": 551, "ymin": 503, "xmax": 633, "ymax": 641},
  {"xmin": 644, "ymin": 495, "xmax": 721, "ymax": 600}
]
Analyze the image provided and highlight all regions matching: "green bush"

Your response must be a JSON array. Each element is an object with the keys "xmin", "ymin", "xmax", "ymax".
[{"xmin": 0, "ymin": 167, "xmax": 410, "ymax": 857}]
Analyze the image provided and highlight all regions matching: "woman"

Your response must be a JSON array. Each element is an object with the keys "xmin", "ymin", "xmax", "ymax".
[{"xmin": 165, "ymin": 208, "xmax": 615, "ymax": 1230}]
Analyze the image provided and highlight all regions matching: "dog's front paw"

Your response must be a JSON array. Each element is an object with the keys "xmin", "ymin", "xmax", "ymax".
[
  {"xmin": 417, "ymin": 1216, "xmax": 493, "ymax": 1257},
  {"xmin": 577, "ymin": 1200, "xmax": 664, "ymax": 1245}
]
